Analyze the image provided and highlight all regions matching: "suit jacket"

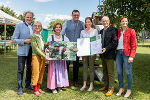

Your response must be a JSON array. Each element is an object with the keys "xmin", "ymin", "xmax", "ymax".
[
  {"xmin": 99, "ymin": 26, "xmax": 118, "ymax": 59},
  {"xmin": 118, "ymin": 28, "xmax": 137, "ymax": 58},
  {"xmin": 12, "ymin": 22, "xmax": 33, "ymax": 56},
  {"xmin": 31, "ymin": 34, "xmax": 45, "ymax": 58}
]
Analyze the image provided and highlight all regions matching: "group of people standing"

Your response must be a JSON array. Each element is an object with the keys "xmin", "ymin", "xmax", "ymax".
[
  {"xmin": 98, "ymin": 16, "xmax": 137, "ymax": 98},
  {"xmin": 12, "ymin": 9, "xmax": 137, "ymax": 98}
]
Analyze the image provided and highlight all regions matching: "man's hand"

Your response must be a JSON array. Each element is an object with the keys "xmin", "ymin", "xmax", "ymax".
[
  {"xmin": 24, "ymin": 39, "xmax": 31, "ymax": 44},
  {"xmin": 100, "ymin": 48, "xmax": 106, "ymax": 54}
]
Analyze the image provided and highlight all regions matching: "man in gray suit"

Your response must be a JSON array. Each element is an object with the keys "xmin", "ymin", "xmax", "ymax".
[{"xmin": 12, "ymin": 11, "xmax": 34, "ymax": 96}]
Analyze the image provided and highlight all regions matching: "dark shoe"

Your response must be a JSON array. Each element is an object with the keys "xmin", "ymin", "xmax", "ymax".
[
  {"xmin": 18, "ymin": 89, "xmax": 23, "ymax": 96},
  {"xmin": 25, "ymin": 85, "xmax": 33, "ymax": 90},
  {"xmin": 99, "ymin": 86, "xmax": 108, "ymax": 91},
  {"xmin": 74, "ymin": 82, "xmax": 78, "ymax": 87},
  {"xmin": 105, "ymin": 90, "xmax": 114, "ymax": 96}
]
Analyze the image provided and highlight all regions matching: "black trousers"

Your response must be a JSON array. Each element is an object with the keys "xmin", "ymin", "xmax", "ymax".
[
  {"xmin": 67, "ymin": 56, "xmax": 79, "ymax": 83},
  {"xmin": 17, "ymin": 47, "xmax": 32, "ymax": 90}
]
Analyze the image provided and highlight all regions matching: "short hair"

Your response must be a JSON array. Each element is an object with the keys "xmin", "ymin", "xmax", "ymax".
[
  {"xmin": 34, "ymin": 21, "xmax": 42, "ymax": 31},
  {"xmin": 53, "ymin": 23, "xmax": 62, "ymax": 32},
  {"xmin": 102, "ymin": 16, "xmax": 110, "ymax": 21},
  {"xmin": 34, "ymin": 21, "xmax": 42, "ymax": 27},
  {"xmin": 72, "ymin": 10, "xmax": 80, "ymax": 15},
  {"xmin": 85, "ymin": 17, "xmax": 94, "ymax": 28},
  {"xmin": 120, "ymin": 16, "xmax": 128, "ymax": 22},
  {"xmin": 24, "ymin": 11, "xmax": 34, "ymax": 18}
]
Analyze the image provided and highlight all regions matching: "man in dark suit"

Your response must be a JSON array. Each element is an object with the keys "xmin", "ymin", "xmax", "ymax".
[{"xmin": 99, "ymin": 16, "xmax": 118, "ymax": 96}]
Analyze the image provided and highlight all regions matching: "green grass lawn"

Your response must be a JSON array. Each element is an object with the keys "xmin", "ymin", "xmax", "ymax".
[{"xmin": 0, "ymin": 47, "xmax": 150, "ymax": 100}]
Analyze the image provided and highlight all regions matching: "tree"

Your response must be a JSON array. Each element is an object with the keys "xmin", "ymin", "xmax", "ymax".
[
  {"xmin": 0, "ymin": 5, "xmax": 28, "ymax": 39},
  {"xmin": 0, "ymin": 5, "xmax": 17, "ymax": 18},
  {"xmin": 0, "ymin": 5, "xmax": 17, "ymax": 39},
  {"xmin": 48, "ymin": 19, "xmax": 66, "ymax": 30},
  {"xmin": 102, "ymin": 0, "xmax": 150, "ymax": 33}
]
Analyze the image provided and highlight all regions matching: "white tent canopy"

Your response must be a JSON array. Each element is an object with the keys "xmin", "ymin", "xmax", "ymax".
[
  {"xmin": 0, "ymin": 10, "xmax": 22, "ymax": 25},
  {"xmin": 0, "ymin": 10, "xmax": 22, "ymax": 55}
]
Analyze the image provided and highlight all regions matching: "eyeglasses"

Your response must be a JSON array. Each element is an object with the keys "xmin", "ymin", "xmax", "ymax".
[
  {"xmin": 34, "ymin": 25, "xmax": 42, "ymax": 28},
  {"xmin": 73, "ymin": 15, "xmax": 79, "ymax": 17},
  {"xmin": 102, "ymin": 20, "xmax": 109, "ymax": 23}
]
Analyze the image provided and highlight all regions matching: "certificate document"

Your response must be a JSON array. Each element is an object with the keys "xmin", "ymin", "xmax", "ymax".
[
  {"xmin": 90, "ymin": 34, "xmax": 102, "ymax": 55},
  {"xmin": 77, "ymin": 34, "xmax": 102, "ymax": 56}
]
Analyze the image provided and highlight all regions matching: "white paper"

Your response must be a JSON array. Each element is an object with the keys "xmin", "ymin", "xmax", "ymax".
[
  {"xmin": 77, "ymin": 38, "xmax": 90, "ymax": 56},
  {"xmin": 77, "ymin": 34, "xmax": 102, "ymax": 56},
  {"xmin": 90, "ymin": 35, "xmax": 102, "ymax": 55}
]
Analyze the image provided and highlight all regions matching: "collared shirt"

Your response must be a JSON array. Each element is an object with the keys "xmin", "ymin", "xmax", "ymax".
[
  {"xmin": 117, "ymin": 31, "xmax": 124, "ymax": 50},
  {"xmin": 26, "ymin": 22, "xmax": 33, "ymax": 35},
  {"xmin": 35, "ymin": 33, "xmax": 44, "ymax": 50},
  {"xmin": 61, "ymin": 19, "xmax": 85, "ymax": 42},
  {"xmin": 80, "ymin": 28, "xmax": 98, "ymax": 38}
]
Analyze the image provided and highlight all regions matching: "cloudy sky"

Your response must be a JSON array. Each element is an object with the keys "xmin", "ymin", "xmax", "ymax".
[{"xmin": 0, "ymin": 0, "xmax": 99, "ymax": 28}]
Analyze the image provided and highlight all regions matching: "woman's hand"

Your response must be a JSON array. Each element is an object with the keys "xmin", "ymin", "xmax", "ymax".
[
  {"xmin": 76, "ymin": 48, "xmax": 78, "ymax": 52},
  {"xmin": 128, "ymin": 57, "xmax": 133, "ymax": 63},
  {"xmin": 63, "ymin": 48, "xmax": 66, "ymax": 51},
  {"xmin": 46, "ymin": 48, "xmax": 49, "ymax": 53},
  {"xmin": 45, "ymin": 56, "xmax": 51, "ymax": 60},
  {"xmin": 46, "ymin": 41, "xmax": 50, "ymax": 45},
  {"xmin": 56, "ymin": 47, "xmax": 60, "ymax": 51},
  {"xmin": 91, "ymin": 54, "xmax": 95, "ymax": 56}
]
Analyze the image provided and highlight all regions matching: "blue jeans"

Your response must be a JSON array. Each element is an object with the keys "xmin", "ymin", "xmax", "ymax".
[{"xmin": 116, "ymin": 50, "xmax": 133, "ymax": 90}]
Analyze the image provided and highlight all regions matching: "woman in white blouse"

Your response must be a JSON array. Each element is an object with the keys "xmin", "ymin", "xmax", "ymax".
[{"xmin": 80, "ymin": 17, "xmax": 98, "ymax": 91}]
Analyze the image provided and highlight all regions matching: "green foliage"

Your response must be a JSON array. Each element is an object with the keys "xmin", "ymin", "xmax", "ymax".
[
  {"xmin": 17, "ymin": 14, "xmax": 24, "ymax": 21},
  {"xmin": 0, "ymin": 5, "xmax": 17, "ymax": 18},
  {"xmin": 0, "ymin": 6, "xmax": 17, "ymax": 39},
  {"xmin": 48, "ymin": 19, "xmax": 66, "ymax": 30},
  {"xmin": 0, "ymin": 6, "xmax": 36, "ymax": 39},
  {"xmin": 103, "ymin": 0, "xmax": 150, "ymax": 33}
]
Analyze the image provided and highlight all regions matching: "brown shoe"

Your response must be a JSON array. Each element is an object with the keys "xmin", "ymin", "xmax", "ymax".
[
  {"xmin": 105, "ymin": 90, "xmax": 114, "ymax": 96},
  {"xmin": 34, "ymin": 91, "xmax": 42, "ymax": 96},
  {"xmin": 99, "ymin": 86, "xmax": 108, "ymax": 91}
]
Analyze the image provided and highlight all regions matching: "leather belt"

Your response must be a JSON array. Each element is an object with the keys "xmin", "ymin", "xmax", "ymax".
[{"xmin": 118, "ymin": 49, "xmax": 124, "ymax": 51}]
